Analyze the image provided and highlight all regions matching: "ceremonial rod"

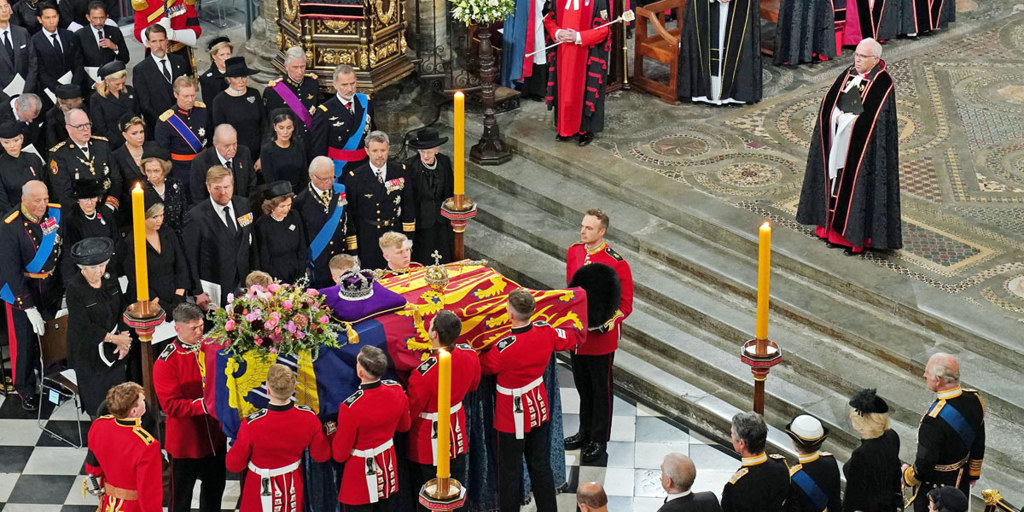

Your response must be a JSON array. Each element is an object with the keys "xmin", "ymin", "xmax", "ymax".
[{"xmin": 525, "ymin": 10, "xmax": 636, "ymax": 58}]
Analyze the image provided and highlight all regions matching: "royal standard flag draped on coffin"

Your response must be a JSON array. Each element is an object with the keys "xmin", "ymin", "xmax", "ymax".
[{"xmin": 202, "ymin": 262, "xmax": 588, "ymax": 438}]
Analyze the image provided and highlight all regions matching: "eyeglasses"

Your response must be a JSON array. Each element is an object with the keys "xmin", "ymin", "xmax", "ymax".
[{"xmin": 68, "ymin": 122, "xmax": 93, "ymax": 130}]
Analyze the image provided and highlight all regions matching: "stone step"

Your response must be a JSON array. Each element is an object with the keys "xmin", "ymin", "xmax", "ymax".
[
  {"xmin": 464, "ymin": 217, "xmax": 1024, "ymax": 505},
  {"xmin": 465, "ymin": 165, "xmax": 1024, "ymax": 426}
]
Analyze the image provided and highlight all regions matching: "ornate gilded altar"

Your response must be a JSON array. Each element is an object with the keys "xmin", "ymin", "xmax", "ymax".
[{"xmin": 276, "ymin": 0, "xmax": 415, "ymax": 92}]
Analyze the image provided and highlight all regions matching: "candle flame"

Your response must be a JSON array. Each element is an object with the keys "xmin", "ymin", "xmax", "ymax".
[
  {"xmin": 134, "ymin": 182, "xmax": 143, "ymax": 192},
  {"xmin": 761, "ymin": 221, "xmax": 771, "ymax": 229},
  {"xmin": 454, "ymin": 91, "xmax": 464, "ymax": 99}
]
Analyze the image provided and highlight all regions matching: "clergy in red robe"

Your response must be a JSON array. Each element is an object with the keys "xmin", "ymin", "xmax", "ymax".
[{"xmin": 543, "ymin": 0, "xmax": 612, "ymax": 146}]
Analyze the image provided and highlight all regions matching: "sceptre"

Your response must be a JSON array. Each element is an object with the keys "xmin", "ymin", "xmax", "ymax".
[{"xmin": 525, "ymin": 10, "xmax": 636, "ymax": 58}]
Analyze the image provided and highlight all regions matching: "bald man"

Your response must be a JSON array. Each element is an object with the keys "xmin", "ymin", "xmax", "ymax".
[
  {"xmin": 902, "ymin": 353, "xmax": 986, "ymax": 512},
  {"xmin": 659, "ymin": 453, "xmax": 721, "ymax": 512},
  {"xmin": 577, "ymin": 482, "xmax": 608, "ymax": 512}
]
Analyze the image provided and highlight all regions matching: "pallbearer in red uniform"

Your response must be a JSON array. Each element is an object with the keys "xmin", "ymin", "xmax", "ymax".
[
  {"xmin": 406, "ymin": 310, "xmax": 482, "ymax": 495},
  {"xmin": 332, "ymin": 345, "xmax": 411, "ymax": 511},
  {"xmin": 226, "ymin": 364, "xmax": 333, "ymax": 512},
  {"xmin": 85, "ymin": 382, "xmax": 163, "ymax": 512},
  {"xmin": 543, "ymin": 0, "xmax": 611, "ymax": 146},
  {"xmin": 480, "ymin": 289, "xmax": 577, "ymax": 512},
  {"xmin": 153, "ymin": 303, "xmax": 228, "ymax": 512},
  {"xmin": 564, "ymin": 208, "xmax": 633, "ymax": 464}
]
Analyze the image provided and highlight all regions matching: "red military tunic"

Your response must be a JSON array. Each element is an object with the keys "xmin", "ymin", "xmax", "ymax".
[
  {"xmin": 543, "ymin": 0, "xmax": 610, "ymax": 137},
  {"xmin": 132, "ymin": 0, "xmax": 200, "ymax": 49},
  {"xmin": 565, "ymin": 241, "xmax": 633, "ymax": 355},
  {"xmin": 480, "ymin": 321, "xmax": 576, "ymax": 438},
  {"xmin": 153, "ymin": 338, "xmax": 227, "ymax": 458},
  {"xmin": 226, "ymin": 403, "xmax": 332, "ymax": 512},
  {"xmin": 407, "ymin": 343, "xmax": 482, "ymax": 465},
  {"xmin": 332, "ymin": 380, "xmax": 411, "ymax": 505},
  {"xmin": 85, "ymin": 416, "xmax": 163, "ymax": 512}
]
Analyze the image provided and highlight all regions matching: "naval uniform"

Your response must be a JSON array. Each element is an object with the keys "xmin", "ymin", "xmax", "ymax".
[
  {"xmin": 311, "ymin": 93, "xmax": 373, "ymax": 174},
  {"xmin": 85, "ymin": 416, "xmax": 163, "ymax": 512},
  {"xmin": 784, "ymin": 451, "xmax": 842, "ymax": 512},
  {"xmin": 153, "ymin": 102, "xmax": 210, "ymax": 196},
  {"xmin": 264, "ymin": 72, "xmax": 319, "ymax": 156},
  {"xmin": 342, "ymin": 160, "xmax": 415, "ymax": 270},
  {"xmin": 293, "ymin": 182, "xmax": 350, "ymax": 288},
  {"xmin": 480, "ymin": 321, "xmax": 576, "ymax": 512},
  {"xmin": 903, "ymin": 386, "xmax": 986, "ymax": 512},
  {"xmin": 48, "ymin": 136, "xmax": 119, "ymax": 211},
  {"xmin": 721, "ymin": 453, "xmax": 791, "ymax": 512},
  {"xmin": 225, "ymin": 402, "xmax": 332, "ymax": 512},
  {"xmin": 0, "ymin": 203, "xmax": 65, "ymax": 397},
  {"xmin": 0, "ymin": 152, "xmax": 45, "ymax": 213},
  {"xmin": 332, "ymin": 379, "xmax": 411, "ymax": 511}
]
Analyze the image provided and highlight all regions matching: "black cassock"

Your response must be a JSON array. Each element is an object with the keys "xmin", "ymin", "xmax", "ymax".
[
  {"xmin": 841, "ymin": 0, "xmax": 902, "ymax": 44},
  {"xmin": 774, "ymin": 0, "xmax": 836, "ymax": 65},
  {"xmin": 901, "ymin": 0, "xmax": 953, "ymax": 36},
  {"xmin": 65, "ymin": 273, "xmax": 128, "ymax": 416},
  {"xmin": 796, "ymin": 62, "xmax": 902, "ymax": 251},
  {"xmin": 678, "ymin": 0, "xmax": 762, "ymax": 104},
  {"xmin": 404, "ymin": 153, "xmax": 455, "ymax": 265}
]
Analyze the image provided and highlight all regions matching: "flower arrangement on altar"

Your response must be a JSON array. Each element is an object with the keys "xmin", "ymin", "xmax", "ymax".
[
  {"xmin": 449, "ymin": 0, "xmax": 515, "ymax": 25},
  {"xmin": 209, "ymin": 279, "xmax": 343, "ymax": 359}
]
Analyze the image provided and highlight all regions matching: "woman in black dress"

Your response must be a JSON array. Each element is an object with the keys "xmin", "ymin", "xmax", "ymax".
[
  {"xmin": 404, "ymin": 127, "xmax": 455, "ymax": 264},
  {"xmin": 199, "ymin": 37, "xmax": 233, "ymax": 103},
  {"xmin": 843, "ymin": 389, "xmax": 903, "ymax": 512},
  {"xmin": 89, "ymin": 61, "xmax": 141, "ymax": 149},
  {"xmin": 253, "ymin": 181, "xmax": 308, "ymax": 283},
  {"xmin": 65, "ymin": 237, "xmax": 131, "ymax": 417},
  {"xmin": 0, "ymin": 122, "xmax": 46, "ymax": 213},
  {"xmin": 212, "ymin": 57, "xmax": 265, "ymax": 160},
  {"xmin": 109, "ymin": 115, "xmax": 161, "ymax": 224},
  {"xmin": 123, "ymin": 200, "xmax": 190, "ymax": 314},
  {"xmin": 63, "ymin": 180, "xmax": 121, "ymax": 282},
  {"xmin": 260, "ymin": 109, "xmax": 308, "ymax": 191},
  {"xmin": 140, "ymin": 147, "xmax": 188, "ymax": 233}
]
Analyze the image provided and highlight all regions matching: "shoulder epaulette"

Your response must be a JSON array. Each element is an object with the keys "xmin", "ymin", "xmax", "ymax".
[
  {"xmin": 268, "ymin": 78, "xmax": 281, "ymax": 86},
  {"xmin": 318, "ymin": 104, "xmax": 328, "ymax": 112},
  {"xmin": 456, "ymin": 343, "xmax": 473, "ymax": 351},
  {"xmin": 158, "ymin": 342, "xmax": 176, "ymax": 360},
  {"xmin": 532, "ymin": 320, "xmax": 551, "ymax": 327},
  {"xmin": 50, "ymin": 140, "xmax": 67, "ymax": 152},
  {"xmin": 132, "ymin": 425, "xmax": 155, "ymax": 445},
  {"xmin": 247, "ymin": 408, "xmax": 268, "ymax": 422},
  {"xmin": 496, "ymin": 336, "xmax": 515, "ymax": 352},
  {"xmin": 295, "ymin": 404, "xmax": 315, "ymax": 414},
  {"xmin": 928, "ymin": 400, "xmax": 946, "ymax": 418},
  {"xmin": 604, "ymin": 246, "xmax": 623, "ymax": 261},
  {"xmin": 728, "ymin": 467, "xmax": 748, "ymax": 484},
  {"xmin": 820, "ymin": 451, "xmax": 834, "ymax": 457},
  {"xmin": 306, "ymin": 72, "xmax": 318, "ymax": 79},
  {"xmin": 194, "ymin": 101, "xmax": 206, "ymax": 108},
  {"xmin": 91, "ymin": 135, "xmax": 108, "ymax": 141},
  {"xmin": 159, "ymin": 109, "xmax": 174, "ymax": 122},
  {"xmin": 343, "ymin": 389, "xmax": 363, "ymax": 406},
  {"xmin": 417, "ymin": 356, "xmax": 438, "ymax": 375},
  {"xmin": 769, "ymin": 453, "xmax": 789, "ymax": 467},
  {"xmin": 99, "ymin": 414, "xmax": 114, "ymax": 419},
  {"xmin": 789, "ymin": 463, "xmax": 803, "ymax": 476},
  {"xmin": 5, "ymin": 210, "xmax": 20, "ymax": 224},
  {"xmin": 383, "ymin": 379, "xmax": 400, "ymax": 386}
]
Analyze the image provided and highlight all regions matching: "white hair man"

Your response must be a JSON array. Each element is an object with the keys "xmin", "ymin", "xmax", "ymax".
[
  {"xmin": 293, "ymin": 155, "xmax": 353, "ymax": 288},
  {"xmin": 265, "ymin": 46, "xmax": 320, "ymax": 148}
]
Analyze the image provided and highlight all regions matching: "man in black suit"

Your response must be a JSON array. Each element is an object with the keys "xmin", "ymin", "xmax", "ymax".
[
  {"xmin": 341, "ymin": 130, "xmax": 415, "ymax": 271},
  {"xmin": 659, "ymin": 453, "xmax": 723, "ymax": 512},
  {"xmin": 0, "ymin": 93, "xmax": 44, "ymax": 157},
  {"xmin": 75, "ymin": 1, "xmax": 128, "ymax": 72},
  {"xmin": 0, "ymin": 0, "xmax": 39, "ymax": 96},
  {"xmin": 133, "ymin": 23, "xmax": 187, "ymax": 135},
  {"xmin": 188, "ymin": 124, "xmax": 256, "ymax": 205},
  {"xmin": 181, "ymin": 165, "xmax": 252, "ymax": 310},
  {"xmin": 294, "ymin": 155, "xmax": 350, "ymax": 288},
  {"xmin": 30, "ymin": 1, "xmax": 84, "ymax": 110}
]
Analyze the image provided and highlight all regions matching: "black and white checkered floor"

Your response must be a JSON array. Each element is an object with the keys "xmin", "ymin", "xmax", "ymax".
[{"xmin": 0, "ymin": 363, "xmax": 741, "ymax": 511}]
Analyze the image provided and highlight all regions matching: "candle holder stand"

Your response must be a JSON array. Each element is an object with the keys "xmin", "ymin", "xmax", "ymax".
[
  {"xmin": 740, "ymin": 338, "xmax": 782, "ymax": 415},
  {"xmin": 419, "ymin": 477, "xmax": 466, "ymax": 511},
  {"xmin": 123, "ymin": 301, "xmax": 166, "ymax": 410},
  {"xmin": 441, "ymin": 196, "xmax": 478, "ymax": 260}
]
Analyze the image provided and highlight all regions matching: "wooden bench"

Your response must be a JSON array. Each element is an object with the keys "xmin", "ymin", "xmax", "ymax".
[{"xmin": 632, "ymin": 0, "xmax": 687, "ymax": 104}]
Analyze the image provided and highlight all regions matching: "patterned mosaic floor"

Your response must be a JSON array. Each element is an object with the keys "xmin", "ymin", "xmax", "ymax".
[{"xmin": 512, "ymin": 0, "xmax": 1024, "ymax": 316}]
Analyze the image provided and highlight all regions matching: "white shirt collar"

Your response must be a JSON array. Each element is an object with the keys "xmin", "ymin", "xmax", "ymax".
[
  {"xmin": 665, "ymin": 490, "xmax": 692, "ymax": 502},
  {"xmin": 371, "ymin": 163, "xmax": 385, "ymax": 178},
  {"xmin": 42, "ymin": 27, "xmax": 59, "ymax": 38},
  {"xmin": 212, "ymin": 197, "xmax": 235, "ymax": 227},
  {"xmin": 217, "ymin": 151, "xmax": 232, "ymax": 167},
  {"xmin": 337, "ymin": 93, "xmax": 354, "ymax": 105},
  {"xmin": 151, "ymin": 52, "xmax": 168, "ymax": 66},
  {"xmin": 311, "ymin": 183, "xmax": 329, "ymax": 197}
]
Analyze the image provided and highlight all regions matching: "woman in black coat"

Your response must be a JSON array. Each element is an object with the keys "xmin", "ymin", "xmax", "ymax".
[
  {"xmin": 140, "ymin": 147, "xmax": 188, "ymax": 234},
  {"xmin": 123, "ymin": 200, "xmax": 191, "ymax": 314},
  {"xmin": 260, "ymin": 109, "xmax": 309, "ymax": 191},
  {"xmin": 253, "ymin": 181, "xmax": 308, "ymax": 283},
  {"xmin": 211, "ymin": 57, "xmax": 265, "ymax": 160},
  {"xmin": 65, "ymin": 237, "xmax": 131, "ymax": 417},
  {"xmin": 199, "ymin": 37, "xmax": 233, "ymax": 103},
  {"xmin": 89, "ymin": 61, "xmax": 142, "ymax": 149},
  {"xmin": 843, "ymin": 389, "xmax": 904, "ymax": 512},
  {"xmin": 62, "ymin": 180, "xmax": 122, "ymax": 283}
]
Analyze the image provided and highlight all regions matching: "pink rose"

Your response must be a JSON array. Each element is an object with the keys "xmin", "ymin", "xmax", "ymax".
[
  {"xmin": 305, "ymin": 288, "xmax": 319, "ymax": 297},
  {"xmin": 224, "ymin": 319, "xmax": 236, "ymax": 332},
  {"xmin": 296, "ymin": 331, "xmax": 306, "ymax": 339},
  {"xmin": 248, "ymin": 285, "xmax": 263, "ymax": 295},
  {"xmin": 318, "ymin": 315, "xmax": 329, "ymax": 324},
  {"xmin": 283, "ymin": 300, "xmax": 293, "ymax": 311},
  {"xmin": 265, "ymin": 318, "xmax": 279, "ymax": 330},
  {"xmin": 268, "ymin": 283, "xmax": 281, "ymax": 293},
  {"xmin": 254, "ymin": 337, "xmax": 264, "ymax": 346},
  {"xmin": 285, "ymin": 321, "xmax": 297, "ymax": 333},
  {"xmin": 270, "ymin": 311, "xmax": 282, "ymax": 320},
  {"xmin": 245, "ymin": 311, "xmax": 261, "ymax": 322}
]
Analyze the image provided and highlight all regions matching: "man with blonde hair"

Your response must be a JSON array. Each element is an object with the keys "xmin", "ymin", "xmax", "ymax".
[
  {"xmin": 379, "ymin": 231, "xmax": 420, "ymax": 273},
  {"xmin": 329, "ymin": 254, "xmax": 359, "ymax": 284},
  {"xmin": 226, "ymin": 364, "xmax": 333, "ymax": 512},
  {"xmin": 154, "ymin": 75, "xmax": 209, "ymax": 192}
]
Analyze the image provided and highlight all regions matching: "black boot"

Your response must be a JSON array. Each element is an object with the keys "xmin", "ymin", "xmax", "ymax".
[
  {"xmin": 564, "ymin": 432, "xmax": 588, "ymax": 450},
  {"xmin": 581, "ymin": 441, "xmax": 608, "ymax": 465}
]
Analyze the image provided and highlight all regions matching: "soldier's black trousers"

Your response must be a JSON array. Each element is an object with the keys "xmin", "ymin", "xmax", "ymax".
[
  {"xmin": 496, "ymin": 422, "xmax": 557, "ymax": 512},
  {"xmin": 169, "ymin": 451, "xmax": 226, "ymax": 512},
  {"xmin": 570, "ymin": 351, "xmax": 615, "ymax": 443}
]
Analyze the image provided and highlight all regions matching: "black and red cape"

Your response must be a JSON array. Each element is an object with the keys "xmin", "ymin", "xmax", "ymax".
[{"xmin": 543, "ymin": 0, "xmax": 612, "ymax": 137}]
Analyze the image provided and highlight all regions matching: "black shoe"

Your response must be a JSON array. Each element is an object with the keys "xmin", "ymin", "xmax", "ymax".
[
  {"xmin": 581, "ymin": 441, "xmax": 607, "ymax": 465},
  {"xmin": 556, "ymin": 134, "xmax": 574, "ymax": 142},
  {"xmin": 21, "ymin": 394, "xmax": 38, "ymax": 411},
  {"xmin": 577, "ymin": 132, "xmax": 595, "ymax": 146},
  {"xmin": 564, "ymin": 433, "xmax": 588, "ymax": 450}
]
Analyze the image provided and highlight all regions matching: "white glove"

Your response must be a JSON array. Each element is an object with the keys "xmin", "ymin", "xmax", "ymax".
[
  {"xmin": 25, "ymin": 307, "xmax": 46, "ymax": 336},
  {"xmin": 156, "ymin": 18, "xmax": 177, "ymax": 40}
]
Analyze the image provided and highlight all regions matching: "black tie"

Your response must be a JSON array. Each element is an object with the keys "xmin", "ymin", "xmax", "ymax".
[
  {"xmin": 51, "ymin": 33, "xmax": 63, "ymax": 56},
  {"xmin": 225, "ymin": 159, "xmax": 232, "ymax": 170},
  {"xmin": 160, "ymin": 59, "xmax": 172, "ymax": 83},
  {"xmin": 2, "ymin": 31, "xmax": 13, "ymax": 60},
  {"xmin": 97, "ymin": 28, "xmax": 104, "ymax": 40},
  {"xmin": 223, "ymin": 206, "xmax": 236, "ymax": 232}
]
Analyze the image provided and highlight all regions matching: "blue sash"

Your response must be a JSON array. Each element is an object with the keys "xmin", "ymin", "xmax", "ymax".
[
  {"xmin": 792, "ymin": 469, "xmax": 830, "ymax": 512},
  {"xmin": 935, "ymin": 401, "xmax": 976, "ymax": 448},
  {"xmin": 167, "ymin": 113, "xmax": 204, "ymax": 154},
  {"xmin": 342, "ymin": 94, "xmax": 369, "ymax": 151},
  {"xmin": 0, "ymin": 284, "xmax": 13, "ymax": 304},
  {"xmin": 309, "ymin": 183, "xmax": 347, "ymax": 262},
  {"xmin": 2, "ymin": 207, "xmax": 60, "ymax": 305}
]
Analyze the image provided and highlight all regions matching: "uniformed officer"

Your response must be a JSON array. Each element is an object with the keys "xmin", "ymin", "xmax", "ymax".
[
  {"xmin": 44, "ymin": 84, "xmax": 82, "ymax": 150},
  {"xmin": 153, "ymin": 303, "xmax": 227, "ymax": 512},
  {"xmin": 564, "ymin": 208, "xmax": 634, "ymax": 464},
  {"xmin": 0, "ymin": 180, "xmax": 64, "ymax": 410},
  {"xmin": 0, "ymin": 122, "xmax": 46, "ymax": 213},
  {"xmin": 343, "ymin": 131, "xmax": 415, "ymax": 270},
  {"xmin": 225, "ymin": 364, "xmax": 333, "ymax": 512},
  {"xmin": 294, "ymin": 156, "xmax": 350, "ymax": 288},
  {"xmin": 784, "ymin": 415, "xmax": 841, "ymax": 512},
  {"xmin": 153, "ymin": 76, "xmax": 209, "ymax": 197},
  {"xmin": 265, "ymin": 46, "xmax": 319, "ymax": 156},
  {"xmin": 480, "ymin": 289, "xmax": 578, "ymax": 512},
  {"xmin": 902, "ymin": 353, "xmax": 985, "ymax": 512},
  {"xmin": 84, "ymin": 382, "xmax": 163, "ymax": 512},
  {"xmin": 311, "ymin": 63, "xmax": 373, "ymax": 174},
  {"xmin": 332, "ymin": 345, "xmax": 411, "ymax": 512},
  {"xmin": 48, "ymin": 108, "xmax": 118, "ymax": 211},
  {"xmin": 407, "ymin": 311, "xmax": 481, "ymax": 495},
  {"xmin": 721, "ymin": 412, "xmax": 790, "ymax": 512},
  {"xmin": 131, "ymin": 0, "xmax": 200, "ymax": 75}
]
